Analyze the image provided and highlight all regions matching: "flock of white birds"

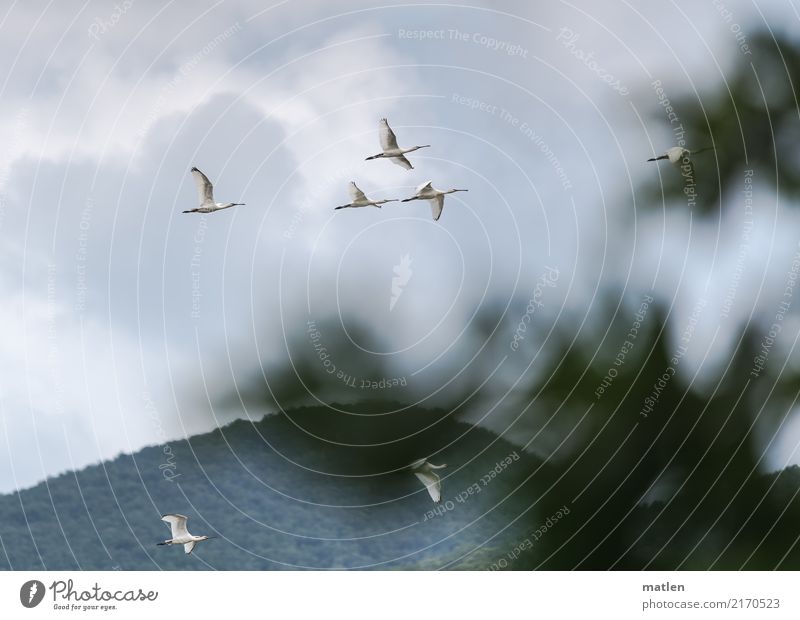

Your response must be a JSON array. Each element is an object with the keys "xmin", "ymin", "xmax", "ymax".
[
  {"xmin": 161, "ymin": 117, "xmax": 710, "ymax": 555},
  {"xmin": 183, "ymin": 118, "xmax": 468, "ymax": 222},
  {"xmin": 161, "ymin": 119, "xmax": 455, "ymax": 554}
]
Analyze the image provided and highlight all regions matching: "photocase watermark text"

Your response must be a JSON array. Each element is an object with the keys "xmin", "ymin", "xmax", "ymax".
[
  {"xmin": 556, "ymin": 27, "xmax": 629, "ymax": 96},
  {"xmin": 488, "ymin": 504, "xmax": 571, "ymax": 569},
  {"xmin": 510, "ymin": 266, "xmax": 559, "ymax": 351},
  {"xmin": 189, "ymin": 216, "xmax": 207, "ymax": 319},
  {"xmin": 721, "ymin": 170, "xmax": 754, "ymax": 319},
  {"xmin": 307, "ymin": 321, "xmax": 407, "ymax": 388},
  {"xmin": 87, "ymin": 1, "xmax": 134, "ymax": 40},
  {"xmin": 751, "ymin": 241, "xmax": 800, "ymax": 377},
  {"xmin": 595, "ymin": 293, "xmax": 654, "ymax": 399},
  {"xmin": 398, "ymin": 28, "xmax": 528, "ymax": 57},
  {"xmin": 712, "ymin": 0, "xmax": 752, "ymax": 55},
  {"xmin": 639, "ymin": 298, "xmax": 706, "ymax": 418}
]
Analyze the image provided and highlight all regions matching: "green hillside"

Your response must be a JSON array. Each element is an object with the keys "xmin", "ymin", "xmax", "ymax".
[
  {"xmin": 2, "ymin": 400, "xmax": 799, "ymax": 570},
  {"xmin": 0, "ymin": 404, "xmax": 554, "ymax": 570}
]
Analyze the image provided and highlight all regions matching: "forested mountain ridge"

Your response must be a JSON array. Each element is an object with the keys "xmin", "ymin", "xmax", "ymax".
[
  {"xmin": 2, "ymin": 402, "xmax": 799, "ymax": 570},
  {"xmin": 0, "ymin": 405, "xmax": 548, "ymax": 570}
]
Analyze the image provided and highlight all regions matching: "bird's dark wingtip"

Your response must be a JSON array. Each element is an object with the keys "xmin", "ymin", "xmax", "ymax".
[{"xmin": 190, "ymin": 167, "xmax": 199, "ymax": 172}]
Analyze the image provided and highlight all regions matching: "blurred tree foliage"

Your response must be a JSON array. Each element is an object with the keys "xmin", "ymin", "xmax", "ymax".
[{"xmin": 3, "ymin": 292, "xmax": 799, "ymax": 570}]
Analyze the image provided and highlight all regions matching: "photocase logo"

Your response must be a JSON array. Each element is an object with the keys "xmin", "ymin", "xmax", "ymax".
[
  {"xmin": 20, "ymin": 580, "xmax": 45, "ymax": 608},
  {"xmin": 390, "ymin": 254, "xmax": 413, "ymax": 311}
]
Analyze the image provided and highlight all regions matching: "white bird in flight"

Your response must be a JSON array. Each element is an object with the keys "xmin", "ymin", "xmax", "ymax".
[
  {"xmin": 157, "ymin": 514, "xmax": 215, "ymax": 554},
  {"xmin": 365, "ymin": 118, "xmax": 429, "ymax": 170},
  {"xmin": 401, "ymin": 181, "xmax": 468, "ymax": 221},
  {"xmin": 335, "ymin": 181, "xmax": 398, "ymax": 210},
  {"xmin": 647, "ymin": 146, "xmax": 714, "ymax": 165},
  {"xmin": 409, "ymin": 458, "xmax": 447, "ymax": 503},
  {"xmin": 183, "ymin": 167, "xmax": 245, "ymax": 214},
  {"xmin": 647, "ymin": 146, "xmax": 714, "ymax": 180}
]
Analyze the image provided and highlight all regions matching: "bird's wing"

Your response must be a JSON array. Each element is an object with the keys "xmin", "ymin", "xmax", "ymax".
[
  {"xmin": 391, "ymin": 154, "xmax": 413, "ymax": 170},
  {"xmin": 191, "ymin": 168, "xmax": 214, "ymax": 206},
  {"xmin": 414, "ymin": 471, "xmax": 442, "ymax": 503},
  {"xmin": 183, "ymin": 541, "xmax": 196, "ymax": 555},
  {"xmin": 408, "ymin": 457, "xmax": 427, "ymax": 470},
  {"xmin": 429, "ymin": 194, "xmax": 444, "ymax": 221},
  {"xmin": 162, "ymin": 514, "xmax": 190, "ymax": 539},
  {"xmin": 379, "ymin": 118, "xmax": 400, "ymax": 151},
  {"xmin": 415, "ymin": 180, "xmax": 433, "ymax": 194},
  {"xmin": 349, "ymin": 182, "xmax": 368, "ymax": 202}
]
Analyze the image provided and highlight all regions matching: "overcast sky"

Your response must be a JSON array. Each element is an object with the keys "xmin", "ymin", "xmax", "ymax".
[{"xmin": 0, "ymin": 0, "xmax": 798, "ymax": 492}]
